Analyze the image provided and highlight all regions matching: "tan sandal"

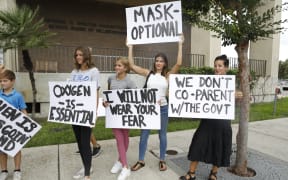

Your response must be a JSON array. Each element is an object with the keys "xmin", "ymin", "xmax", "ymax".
[
  {"xmin": 159, "ymin": 161, "xmax": 167, "ymax": 171},
  {"xmin": 179, "ymin": 171, "xmax": 196, "ymax": 180},
  {"xmin": 131, "ymin": 161, "xmax": 145, "ymax": 171},
  {"xmin": 208, "ymin": 170, "xmax": 217, "ymax": 180}
]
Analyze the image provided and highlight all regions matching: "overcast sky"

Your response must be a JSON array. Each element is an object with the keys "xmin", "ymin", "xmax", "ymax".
[{"xmin": 221, "ymin": 0, "xmax": 288, "ymax": 61}]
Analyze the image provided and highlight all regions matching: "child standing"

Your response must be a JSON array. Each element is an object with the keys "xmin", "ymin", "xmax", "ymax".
[
  {"xmin": 103, "ymin": 57, "xmax": 136, "ymax": 180},
  {"xmin": 0, "ymin": 69, "xmax": 27, "ymax": 180}
]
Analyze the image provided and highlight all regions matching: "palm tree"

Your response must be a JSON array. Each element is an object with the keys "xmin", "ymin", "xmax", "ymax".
[{"xmin": 0, "ymin": 5, "xmax": 55, "ymax": 118}]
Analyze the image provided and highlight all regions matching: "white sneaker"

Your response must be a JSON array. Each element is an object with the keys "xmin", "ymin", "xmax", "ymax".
[
  {"xmin": 117, "ymin": 167, "xmax": 131, "ymax": 180},
  {"xmin": 83, "ymin": 177, "xmax": 90, "ymax": 180},
  {"xmin": 110, "ymin": 161, "xmax": 122, "ymax": 174},
  {"xmin": 0, "ymin": 172, "xmax": 8, "ymax": 180},
  {"xmin": 13, "ymin": 171, "xmax": 21, "ymax": 180},
  {"xmin": 73, "ymin": 167, "xmax": 93, "ymax": 179}
]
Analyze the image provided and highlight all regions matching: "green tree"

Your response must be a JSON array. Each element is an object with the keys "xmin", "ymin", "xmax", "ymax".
[
  {"xmin": 182, "ymin": 0, "xmax": 287, "ymax": 175},
  {"xmin": 0, "ymin": 5, "xmax": 55, "ymax": 118},
  {"xmin": 278, "ymin": 59, "xmax": 288, "ymax": 79}
]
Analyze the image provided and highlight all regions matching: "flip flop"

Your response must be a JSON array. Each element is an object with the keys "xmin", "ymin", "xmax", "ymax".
[
  {"xmin": 159, "ymin": 161, "xmax": 167, "ymax": 171},
  {"xmin": 131, "ymin": 161, "xmax": 145, "ymax": 171}
]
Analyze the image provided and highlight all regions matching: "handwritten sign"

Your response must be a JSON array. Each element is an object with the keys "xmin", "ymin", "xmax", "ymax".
[
  {"xmin": 103, "ymin": 88, "xmax": 160, "ymax": 129},
  {"xmin": 48, "ymin": 81, "xmax": 97, "ymax": 127},
  {"xmin": 169, "ymin": 74, "xmax": 235, "ymax": 120},
  {"xmin": 0, "ymin": 98, "xmax": 41, "ymax": 157},
  {"xmin": 126, "ymin": 1, "xmax": 182, "ymax": 44}
]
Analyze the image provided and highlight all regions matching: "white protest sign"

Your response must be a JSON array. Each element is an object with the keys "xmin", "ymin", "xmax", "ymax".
[
  {"xmin": 126, "ymin": 1, "xmax": 182, "ymax": 45},
  {"xmin": 169, "ymin": 74, "xmax": 235, "ymax": 120},
  {"xmin": 0, "ymin": 98, "xmax": 41, "ymax": 157},
  {"xmin": 48, "ymin": 81, "xmax": 97, "ymax": 127},
  {"xmin": 103, "ymin": 88, "xmax": 160, "ymax": 129}
]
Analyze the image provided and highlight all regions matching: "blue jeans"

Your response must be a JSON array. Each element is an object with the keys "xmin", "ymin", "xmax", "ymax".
[{"xmin": 139, "ymin": 105, "xmax": 168, "ymax": 161}]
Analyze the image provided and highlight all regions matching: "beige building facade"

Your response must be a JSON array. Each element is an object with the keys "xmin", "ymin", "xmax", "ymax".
[{"xmin": 0, "ymin": 0, "xmax": 282, "ymax": 116}]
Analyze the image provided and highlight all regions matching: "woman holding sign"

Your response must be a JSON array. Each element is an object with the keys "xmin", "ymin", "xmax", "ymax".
[
  {"xmin": 70, "ymin": 47, "xmax": 100, "ymax": 180},
  {"xmin": 127, "ymin": 34, "xmax": 184, "ymax": 172},
  {"xmin": 103, "ymin": 57, "xmax": 136, "ymax": 180},
  {"xmin": 179, "ymin": 55, "xmax": 236, "ymax": 180}
]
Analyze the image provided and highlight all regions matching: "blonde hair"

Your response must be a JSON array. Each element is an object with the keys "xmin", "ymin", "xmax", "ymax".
[{"xmin": 115, "ymin": 57, "xmax": 131, "ymax": 73}]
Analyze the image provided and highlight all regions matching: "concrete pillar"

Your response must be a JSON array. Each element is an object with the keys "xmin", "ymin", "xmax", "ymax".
[
  {"xmin": 249, "ymin": 0, "xmax": 282, "ymax": 97},
  {"xmin": 190, "ymin": 26, "xmax": 221, "ymax": 67},
  {"xmin": 0, "ymin": 0, "xmax": 16, "ymax": 10},
  {"xmin": 0, "ymin": 0, "xmax": 18, "ymax": 71},
  {"xmin": 249, "ymin": 0, "xmax": 281, "ymax": 78}
]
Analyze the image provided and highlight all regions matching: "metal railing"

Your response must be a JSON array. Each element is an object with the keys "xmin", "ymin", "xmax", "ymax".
[
  {"xmin": 229, "ymin": 57, "xmax": 267, "ymax": 76},
  {"xmin": 17, "ymin": 46, "xmax": 266, "ymax": 76},
  {"xmin": 93, "ymin": 54, "xmax": 205, "ymax": 72},
  {"xmin": 250, "ymin": 59, "xmax": 267, "ymax": 76},
  {"xmin": 93, "ymin": 55, "xmax": 154, "ymax": 73},
  {"xmin": 187, "ymin": 54, "xmax": 205, "ymax": 67},
  {"xmin": 17, "ymin": 45, "xmax": 205, "ymax": 73}
]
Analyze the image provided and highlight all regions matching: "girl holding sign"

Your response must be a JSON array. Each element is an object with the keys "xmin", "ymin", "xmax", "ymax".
[
  {"xmin": 127, "ymin": 34, "xmax": 184, "ymax": 172},
  {"xmin": 70, "ymin": 47, "xmax": 100, "ymax": 180},
  {"xmin": 179, "ymin": 55, "xmax": 235, "ymax": 180},
  {"xmin": 103, "ymin": 57, "xmax": 136, "ymax": 180}
]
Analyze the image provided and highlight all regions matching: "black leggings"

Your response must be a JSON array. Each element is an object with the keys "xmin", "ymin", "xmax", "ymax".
[{"xmin": 72, "ymin": 125, "xmax": 92, "ymax": 176}]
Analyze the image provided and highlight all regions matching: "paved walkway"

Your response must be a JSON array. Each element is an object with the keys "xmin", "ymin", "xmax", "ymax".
[{"xmin": 4, "ymin": 118, "xmax": 288, "ymax": 180}]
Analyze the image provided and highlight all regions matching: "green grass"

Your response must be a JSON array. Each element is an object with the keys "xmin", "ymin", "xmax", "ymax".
[
  {"xmin": 249, "ymin": 97, "xmax": 288, "ymax": 121},
  {"xmin": 25, "ymin": 97, "xmax": 288, "ymax": 148}
]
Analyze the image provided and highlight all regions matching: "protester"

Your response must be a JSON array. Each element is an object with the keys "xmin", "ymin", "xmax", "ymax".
[
  {"xmin": 103, "ymin": 57, "xmax": 136, "ymax": 180},
  {"xmin": 75, "ymin": 47, "xmax": 102, "ymax": 158},
  {"xmin": 179, "ymin": 55, "xmax": 240, "ymax": 180},
  {"xmin": 70, "ymin": 46, "xmax": 100, "ymax": 180},
  {"xmin": 0, "ymin": 69, "xmax": 27, "ymax": 180},
  {"xmin": 127, "ymin": 34, "xmax": 184, "ymax": 171}
]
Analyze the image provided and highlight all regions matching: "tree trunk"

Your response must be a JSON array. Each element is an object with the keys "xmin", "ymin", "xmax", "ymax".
[
  {"xmin": 233, "ymin": 41, "xmax": 250, "ymax": 175},
  {"xmin": 22, "ymin": 50, "xmax": 37, "ymax": 118}
]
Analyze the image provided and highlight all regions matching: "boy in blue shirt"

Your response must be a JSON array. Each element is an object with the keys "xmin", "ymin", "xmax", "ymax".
[{"xmin": 0, "ymin": 69, "xmax": 27, "ymax": 180}]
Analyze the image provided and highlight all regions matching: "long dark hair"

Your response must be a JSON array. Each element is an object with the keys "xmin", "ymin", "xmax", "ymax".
[
  {"xmin": 152, "ymin": 52, "xmax": 168, "ymax": 76},
  {"xmin": 73, "ymin": 46, "xmax": 95, "ymax": 70},
  {"xmin": 214, "ymin": 54, "xmax": 229, "ymax": 67}
]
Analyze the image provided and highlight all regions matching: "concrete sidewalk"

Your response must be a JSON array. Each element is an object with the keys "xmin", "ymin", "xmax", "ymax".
[{"xmin": 5, "ymin": 118, "xmax": 288, "ymax": 180}]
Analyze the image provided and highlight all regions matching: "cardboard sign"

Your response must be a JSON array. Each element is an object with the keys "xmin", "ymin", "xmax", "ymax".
[
  {"xmin": 103, "ymin": 88, "xmax": 160, "ymax": 129},
  {"xmin": 169, "ymin": 74, "xmax": 235, "ymax": 120},
  {"xmin": 126, "ymin": 1, "xmax": 182, "ymax": 44},
  {"xmin": 0, "ymin": 98, "xmax": 41, "ymax": 157},
  {"xmin": 48, "ymin": 81, "xmax": 97, "ymax": 127}
]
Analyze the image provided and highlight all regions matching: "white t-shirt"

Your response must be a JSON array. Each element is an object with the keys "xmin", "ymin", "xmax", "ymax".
[
  {"xmin": 70, "ymin": 67, "xmax": 100, "ymax": 89},
  {"xmin": 147, "ymin": 73, "xmax": 168, "ymax": 106}
]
